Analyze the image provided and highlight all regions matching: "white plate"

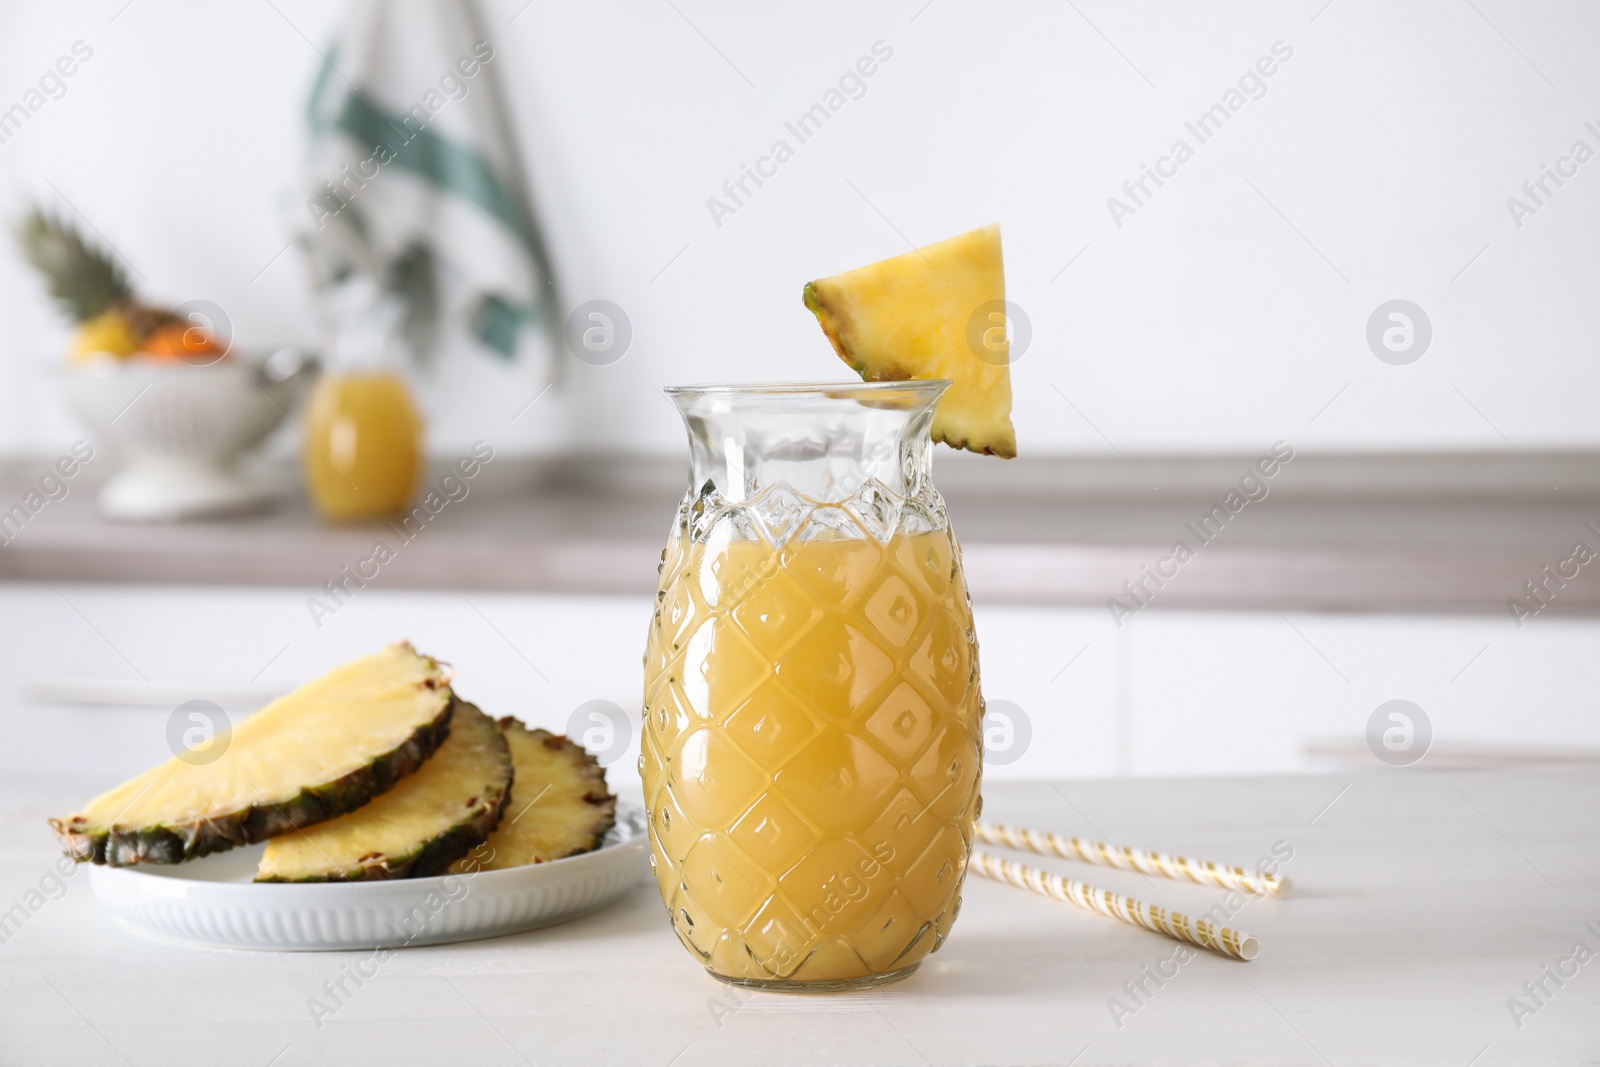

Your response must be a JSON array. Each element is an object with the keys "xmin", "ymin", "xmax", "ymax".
[{"xmin": 88, "ymin": 805, "xmax": 647, "ymax": 951}]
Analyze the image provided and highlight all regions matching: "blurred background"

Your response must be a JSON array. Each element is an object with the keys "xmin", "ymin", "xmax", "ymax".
[{"xmin": 1, "ymin": 0, "xmax": 1597, "ymax": 789}]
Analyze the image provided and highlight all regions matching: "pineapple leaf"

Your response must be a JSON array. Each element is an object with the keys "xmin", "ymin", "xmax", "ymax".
[{"xmin": 16, "ymin": 207, "xmax": 132, "ymax": 323}]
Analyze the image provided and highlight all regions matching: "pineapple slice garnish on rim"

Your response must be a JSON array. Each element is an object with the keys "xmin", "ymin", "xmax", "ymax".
[
  {"xmin": 256, "ymin": 700, "xmax": 513, "ymax": 882},
  {"xmin": 450, "ymin": 720, "xmax": 616, "ymax": 872},
  {"xmin": 804, "ymin": 222, "xmax": 1017, "ymax": 457},
  {"xmin": 49, "ymin": 644, "xmax": 455, "ymax": 866}
]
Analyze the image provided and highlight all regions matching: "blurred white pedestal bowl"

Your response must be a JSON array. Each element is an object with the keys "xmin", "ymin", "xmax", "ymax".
[{"xmin": 61, "ymin": 351, "xmax": 316, "ymax": 522}]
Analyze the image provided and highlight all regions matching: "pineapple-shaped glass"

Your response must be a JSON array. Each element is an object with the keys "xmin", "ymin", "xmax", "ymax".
[{"xmin": 641, "ymin": 381, "xmax": 984, "ymax": 991}]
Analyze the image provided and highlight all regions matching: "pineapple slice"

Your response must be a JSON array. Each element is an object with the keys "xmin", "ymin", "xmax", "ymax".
[
  {"xmin": 256, "ymin": 701, "xmax": 512, "ymax": 882},
  {"xmin": 51, "ymin": 644, "xmax": 453, "ymax": 866},
  {"xmin": 804, "ymin": 223, "xmax": 1016, "ymax": 457},
  {"xmin": 450, "ymin": 720, "xmax": 616, "ymax": 873}
]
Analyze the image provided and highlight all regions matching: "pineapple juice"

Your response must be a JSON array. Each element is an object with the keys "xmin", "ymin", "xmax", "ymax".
[
  {"xmin": 304, "ymin": 372, "xmax": 422, "ymax": 520},
  {"xmin": 642, "ymin": 528, "xmax": 983, "ymax": 986}
]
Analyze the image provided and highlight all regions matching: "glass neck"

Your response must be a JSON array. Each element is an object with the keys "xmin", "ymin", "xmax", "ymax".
[
  {"xmin": 666, "ymin": 381, "xmax": 951, "ymax": 544},
  {"xmin": 319, "ymin": 278, "xmax": 411, "ymax": 372}
]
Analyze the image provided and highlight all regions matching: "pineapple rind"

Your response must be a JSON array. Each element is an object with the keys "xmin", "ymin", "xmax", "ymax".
[
  {"xmin": 66, "ymin": 709, "xmax": 453, "ymax": 867},
  {"xmin": 49, "ymin": 643, "xmax": 454, "ymax": 866},
  {"xmin": 254, "ymin": 700, "xmax": 513, "ymax": 883},
  {"xmin": 449, "ymin": 720, "xmax": 616, "ymax": 873}
]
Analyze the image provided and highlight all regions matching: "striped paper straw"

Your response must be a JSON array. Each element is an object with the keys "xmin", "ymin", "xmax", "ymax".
[
  {"xmin": 970, "ymin": 850, "xmax": 1260, "ymax": 961},
  {"xmin": 976, "ymin": 821, "xmax": 1290, "ymax": 898}
]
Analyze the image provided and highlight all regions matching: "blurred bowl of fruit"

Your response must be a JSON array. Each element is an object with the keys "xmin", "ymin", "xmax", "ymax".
[
  {"xmin": 61, "ymin": 347, "xmax": 316, "ymax": 521},
  {"xmin": 20, "ymin": 207, "xmax": 317, "ymax": 521}
]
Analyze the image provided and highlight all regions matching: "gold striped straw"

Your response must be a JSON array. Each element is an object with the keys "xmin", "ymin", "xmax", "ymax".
[
  {"xmin": 970, "ymin": 850, "xmax": 1260, "ymax": 961},
  {"xmin": 976, "ymin": 820, "xmax": 1290, "ymax": 899}
]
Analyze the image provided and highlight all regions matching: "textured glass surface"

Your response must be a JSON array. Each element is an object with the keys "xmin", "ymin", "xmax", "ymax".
[{"xmin": 641, "ymin": 383, "xmax": 984, "ymax": 987}]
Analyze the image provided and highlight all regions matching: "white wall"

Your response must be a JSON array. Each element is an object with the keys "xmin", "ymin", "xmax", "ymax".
[{"xmin": 2, "ymin": 0, "xmax": 1597, "ymax": 458}]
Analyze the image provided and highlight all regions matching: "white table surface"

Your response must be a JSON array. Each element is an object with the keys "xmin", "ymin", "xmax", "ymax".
[{"xmin": 3, "ymin": 769, "xmax": 1597, "ymax": 1066}]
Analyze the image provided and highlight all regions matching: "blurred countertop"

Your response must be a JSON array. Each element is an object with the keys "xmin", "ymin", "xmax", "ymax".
[{"xmin": 3, "ymin": 451, "xmax": 1599, "ymax": 615}]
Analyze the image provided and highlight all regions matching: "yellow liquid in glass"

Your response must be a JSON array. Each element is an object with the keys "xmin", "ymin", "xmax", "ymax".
[
  {"xmin": 641, "ymin": 530, "xmax": 983, "ymax": 986},
  {"xmin": 303, "ymin": 372, "xmax": 422, "ymax": 521}
]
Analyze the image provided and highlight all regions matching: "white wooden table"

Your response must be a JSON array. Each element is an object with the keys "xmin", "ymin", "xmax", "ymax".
[{"xmin": 3, "ymin": 769, "xmax": 1596, "ymax": 1066}]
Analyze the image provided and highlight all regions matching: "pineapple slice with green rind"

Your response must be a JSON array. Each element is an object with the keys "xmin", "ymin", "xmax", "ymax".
[
  {"xmin": 50, "ymin": 644, "xmax": 453, "ymax": 866},
  {"xmin": 450, "ymin": 720, "xmax": 616, "ymax": 873},
  {"xmin": 804, "ymin": 222, "xmax": 1016, "ymax": 457},
  {"xmin": 255, "ymin": 700, "xmax": 512, "ymax": 882}
]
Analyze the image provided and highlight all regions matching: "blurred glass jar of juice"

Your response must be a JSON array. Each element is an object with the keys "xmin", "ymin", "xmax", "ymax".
[
  {"xmin": 303, "ymin": 372, "xmax": 421, "ymax": 520},
  {"xmin": 303, "ymin": 287, "xmax": 422, "ymax": 520}
]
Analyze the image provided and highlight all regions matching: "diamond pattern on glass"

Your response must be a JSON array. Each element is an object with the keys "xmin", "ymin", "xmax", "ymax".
[
  {"xmin": 741, "ymin": 895, "xmax": 809, "ymax": 978},
  {"xmin": 642, "ymin": 482, "xmax": 982, "ymax": 984},
  {"xmin": 777, "ymin": 836, "xmax": 884, "ymax": 936},
  {"xmin": 729, "ymin": 570, "xmax": 819, "ymax": 659},
  {"xmin": 772, "ymin": 727, "xmax": 901, "ymax": 833},
  {"xmin": 844, "ymin": 479, "xmax": 905, "ymax": 543},
  {"xmin": 862, "ymin": 573, "xmax": 926, "ymax": 650},
  {"xmin": 749, "ymin": 483, "xmax": 812, "ymax": 545},
  {"xmin": 728, "ymin": 792, "xmax": 819, "ymax": 875},
  {"xmin": 862, "ymin": 683, "xmax": 938, "ymax": 764},
  {"xmin": 860, "ymin": 888, "xmax": 926, "ymax": 967},
  {"xmin": 721, "ymin": 688, "xmax": 819, "ymax": 770},
  {"xmin": 668, "ymin": 726, "xmax": 769, "ymax": 830},
  {"xmin": 776, "ymin": 623, "xmax": 896, "ymax": 722},
  {"xmin": 795, "ymin": 504, "xmax": 867, "ymax": 543},
  {"xmin": 678, "ymin": 834, "xmax": 767, "ymax": 931}
]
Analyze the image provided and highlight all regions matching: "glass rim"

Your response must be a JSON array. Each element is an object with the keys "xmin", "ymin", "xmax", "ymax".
[{"xmin": 663, "ymin": 379, "xmax": 951, "ymax": 399}]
